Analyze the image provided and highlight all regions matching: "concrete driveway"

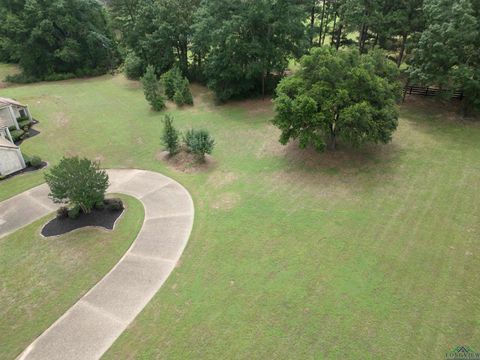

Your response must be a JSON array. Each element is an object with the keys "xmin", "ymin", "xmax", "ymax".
[{"xmin": 0, "ymin": 169, "xmax": 194, "ymax": 360}]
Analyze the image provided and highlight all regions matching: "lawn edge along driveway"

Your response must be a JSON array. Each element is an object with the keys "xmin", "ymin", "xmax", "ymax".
[{"xmin": 0, "ymin": 169, "xmax": 194, "ymax": 360}]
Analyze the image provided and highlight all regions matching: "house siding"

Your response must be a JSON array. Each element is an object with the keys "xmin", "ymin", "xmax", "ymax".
[
  {"xmin": 0, "ymin": 147, "xmax": 25, "ymax": 176},
  {"xmin": 0, "ymin": 107, "xmax": 15, "ymax": 128}
]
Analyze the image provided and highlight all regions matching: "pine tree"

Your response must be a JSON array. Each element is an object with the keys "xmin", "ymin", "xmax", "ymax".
[
  {"xmin": 141, "ymin": 65, "xmax": 165, "ymax": 111},
  {"xmin": 161, "ymin": 114, "xmax": 180, "ymax": 155},
  {"xmin": 174, "ymin": 77, "xmax": 194, "ymax": 106}
]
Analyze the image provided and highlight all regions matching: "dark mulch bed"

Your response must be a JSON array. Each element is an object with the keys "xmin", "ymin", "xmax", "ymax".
[
  {"xmin": 0, "ymin": 161, "xmax": 47, "ymax": 181},
  {"xmin": 42, "ymin": 207, "xmax": 124, "ymax": 237}
]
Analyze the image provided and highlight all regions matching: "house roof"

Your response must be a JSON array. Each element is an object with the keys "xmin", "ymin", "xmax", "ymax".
[
  {"xmin": 0, "ymin": 137, "xmax": 18, "ymax": 149},
  {"xmin": 0, "ymin": 97, "xmax": 26, "ymax": 108}
]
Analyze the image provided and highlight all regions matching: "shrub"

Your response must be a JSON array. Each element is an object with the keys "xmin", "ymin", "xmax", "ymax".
[
  {"xmin": 183, "ymin": 129, "xmax": 196, "ymax": 152},
  {"xmin": 173, "ymin": 77, "xmax": 193, "ymax": 106},
  {"xmin": 124, "ymin": 52, "xmax": 144, "ymax": 80},
  {"xmin": 43, "ymin": 73, "xmax": 76, "ymax": 81},
  {"xmin": 29, "ymin": 155, "xmax": 43, "ymax": 169},
  {"xmin": 10, "ymin": 129, "xmax": 25, "ymax": 142},
  {"xmin": 141, "ymin": 65, "xmax": 165, "ymax": 111},
  {"xmin": 161, "ymin": 67, "xmax": 182, "ymax": 100},
  {"xmin": 161, "ymin": 114, "xmax": 180, "ymax": 155},
  {"xmin": 57, "ymin": 206, "xmax": 69, "ymax": 219},
  {"xmin": 105, "ymin": 198, "xmax": 124, "ymax": 211},
  {"xmin": 45, "ymin": 157, "xmax": 109, "ymax": 214},
  {"xmin": 18, "ymin": 119, "xmax": 32, "ymax": 130},
  {"xmin": 5, "ymin": 73, "xmax": 39, "ymax": 84},
  {"xmin": 183, "ymin": 129, "xmax": 215, "ymax": 161},
  {"xmin": 68, "ymin": 206, "xmax": 80, "ymax": 219},
  {"xmin": 94, "ymin": 200, "xmax": 105, "ymax": 210}
]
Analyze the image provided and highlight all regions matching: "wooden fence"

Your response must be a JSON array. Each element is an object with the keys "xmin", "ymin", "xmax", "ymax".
[{"xmin": 403, "ymin": 85, "xmax": 464, "ymax": 101}]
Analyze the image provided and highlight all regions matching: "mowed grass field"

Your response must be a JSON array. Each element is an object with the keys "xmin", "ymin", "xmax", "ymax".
[
  {"xmin": 0, "ymin": 72, "xmax": 479, "ymax": 359},
  {"xmin": 0, "ymin": 195, "xmax": 144, "ymax": 359}
]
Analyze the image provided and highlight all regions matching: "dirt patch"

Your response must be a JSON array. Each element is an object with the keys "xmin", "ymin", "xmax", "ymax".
[
  {"xmin": 94, "ymin": 155, "xmax": 105, "ymax": 163},
  {"xmin": 54, "ymin": 112, "xmax": 70, "ymax": 127},
  {"xmin": 211, "ymin": 192, "xmax": 241, "ymax": 210},
  {"xmin": 403, "ymin": 95, "xmax": 479, "ymax": 122},
  {"xmin": 156, "ymin": 150, "xmax": 216, "ymax": 173},
  {"xmin": 226, "ymin": 97, "xmax": 274, "ymax": 117},
  {"xmin": 280, "ymin": 139, "xmax": 399, "ymax": 174},
  {"xmin": 256, "ymin": 125, "xmax": 287, "ymax": 158},
  {"xmin": 207, "ymin": 171, "xmax": 238, "ymax": 188}
]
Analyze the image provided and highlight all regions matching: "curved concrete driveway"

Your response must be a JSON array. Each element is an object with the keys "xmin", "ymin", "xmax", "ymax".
[{"xmin": 0, "ymin": 169, "xmax": 194, "ymax": 360}]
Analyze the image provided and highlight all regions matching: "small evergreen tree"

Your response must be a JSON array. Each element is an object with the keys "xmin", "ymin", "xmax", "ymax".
[
  {"xmin": 45, "ymin": 157, "xmax": 109, "ymax": 214},
  {"xmin": 161, "ymin": 67, "xmax": 182, "ymax": 100},
  {"xmin": 141, "ymin": 65, "xmax": 165, "ymax": 111},
  {"xmin": 161, "ymin": 114, "xmax": 180, "ymax": 155},
  {"xmin": 174, "ymin": 77, "xmax": 194, "ymax": 106}
]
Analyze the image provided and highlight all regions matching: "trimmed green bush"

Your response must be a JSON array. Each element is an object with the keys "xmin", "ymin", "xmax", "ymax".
[
  {"xmin": 29, "ymin": 156, "xmax": 42, "ymax": 169},
  {"xmin": 57, "ymin": 206, "xmax": 69, "ymax": 219},
  {"xmin": 105, "ymin": 198, "xmax": 124, "ymax": 211},
  {"xmin": 68, "ymin": 206, "xmax": 80, "ymax": 219},
  {"xmin": 94, "ymin": 200, "xmax": 105, "ymax": 210},
  {"xmin": 183, "ymin": 129, "xmax": 215, "ymax": 161},
  {"xmin": 10, "ymin": 129, "xmax": 25, "ymax": 142},
  {"xmin": 18, "ymin": 119, "xmax": 32, "ymax": 129}
]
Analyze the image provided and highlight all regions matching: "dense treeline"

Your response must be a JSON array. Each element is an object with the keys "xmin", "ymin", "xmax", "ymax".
[
  {"xmin": 0, "ymin": 0, "xmax": 118, "ymax": 81},
  {"xmin": 0, "ymin": 0, "xmax": 478, "ymax": 111}
]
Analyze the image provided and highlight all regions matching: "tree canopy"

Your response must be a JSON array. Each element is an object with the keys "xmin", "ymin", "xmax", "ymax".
[
  {"xmin": 192, "ymin": 0, "xmax": 307, "ymax": 101},
  {"xmin": 0, "ymin": 0, "xmax": 117, "ymax": 79},
  {"xmin": 45, "ymin": 157, "xmax": 109, "ymax": 214},
  {"xmin": 409, "ymin": 0, "xmax": 480, "ymax": 114},
  {"xmin": 273, "ymin": 47, "xmax": 401, "ymax": 151}
]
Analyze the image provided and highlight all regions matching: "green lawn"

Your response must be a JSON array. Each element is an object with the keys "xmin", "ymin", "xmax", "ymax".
[
  {"xmin": 1, "ymin": 74, "xmax": 479, "ymax": 359},
  {"xmin": 0, "ymin": 194, "xmax": 144, "ymax": 360}
]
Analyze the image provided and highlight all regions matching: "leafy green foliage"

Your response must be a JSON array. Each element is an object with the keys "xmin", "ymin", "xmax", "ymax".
[
  {"xmin": 273, "ymin": 47, "xmax": 401, "ymax": 151},
  {"xmin": 9, "ymin": 129, "xmax": 25, "ymax": 142},
  {"xmin": 183, "ymin": 129, "xmax": 215, "ymax": 160},
  {"xmin": 141, "ymin": 65, "xmax": 165, "ymax": 111},
  {"xmin": 161, "ymin": 114, "xmax": 180, "ymax": 155},
  {"xmin": 56, "ymin": 206, "xmax": 69, "ymax": 219},
  {"xmin": 173, "ymin": 77, "xmax": 193, "ymax": 106},
  {"xmin": 68, "ymin": 206, "xmax": 81, "ymax": 219},
  {"xmin": 28, "ymin": 156, "xmax": 42, "ymax": 169},
  {"xmin": 0, "ymin": 0, "xmax": 118, "ymax": 80},
  {"xmin": 124, "ymin": 51, "xmax": 144, "ymax": 80},
  {"xmin": 409, "ymin": 0, "xmax": 480, "ymax": 114},
  {"xmin": 44, "ymin": 157, "xmax": 109, "ymax": 214},
  {"xmin": 161, "ymin": 67, "xmax": 193, "ymax": 105},
  {"xmin": 192, "ymin": 0, "xmax": 307, "ymax": 101},
  {"xmin": 161, "ymin": 67, "xmax": 182, "ymax": 100},
  {"xmin": 109, "ymin": 0, "xmax": 200, "ymax": 75},
  {"xmin": 104, "ymin": 198, "xmax": 124, "ymax": 211}
]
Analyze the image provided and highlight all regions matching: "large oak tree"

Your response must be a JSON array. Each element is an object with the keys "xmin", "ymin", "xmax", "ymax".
[{"xmin": 273, "ymin": 47, "xmax": 401, "ymax": 151}]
